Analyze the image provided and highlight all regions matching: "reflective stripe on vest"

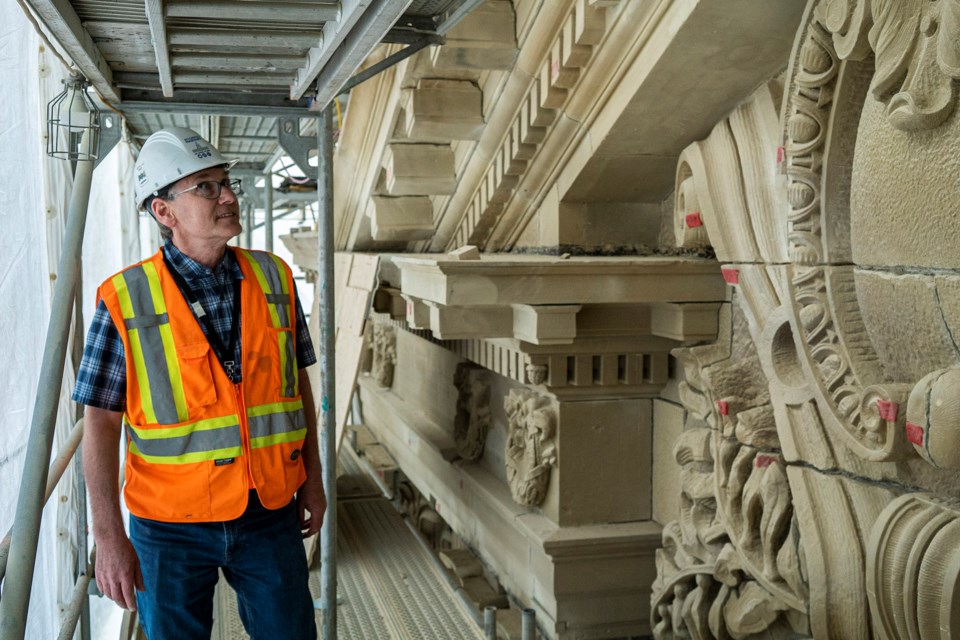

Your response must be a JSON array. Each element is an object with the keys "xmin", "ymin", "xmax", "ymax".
[
  {"xmin": 247, "ymin": 400, "xmax": 306, "ymax": 450},
  {"xmin": 112, "ymin": 262, "xmax": 189, "ymax": 425},
  {"xmin": 237, "ymin": 250, "xmax": 297, "ymax": 398},
  {"xmin": 125, "ymin": 414, "xmax": 242, "ymax": 464}
]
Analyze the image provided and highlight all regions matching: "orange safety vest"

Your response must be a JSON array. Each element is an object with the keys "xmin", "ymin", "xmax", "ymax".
[{"xmin": 98, "ymin": 247, "xmax": 307, "ymax": 522}]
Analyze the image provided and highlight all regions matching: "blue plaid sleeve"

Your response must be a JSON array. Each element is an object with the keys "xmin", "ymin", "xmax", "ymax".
[
  {"xmin": 294, "ymin": 287, "xmax": 317, "ymax": 369},
  {"xmin": 72, "ymin": 299, "xmax": 127, "ymax": 411}
]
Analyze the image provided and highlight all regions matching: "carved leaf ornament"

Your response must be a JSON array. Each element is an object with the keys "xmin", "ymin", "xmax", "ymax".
[{"xmin": 822, "ymin": 0, "xmax": 960, "ymax": 130}]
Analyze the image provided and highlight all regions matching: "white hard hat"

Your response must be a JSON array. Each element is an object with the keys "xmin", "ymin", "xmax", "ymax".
[{"xmin": 134, "ymin": 127, "xmax": 237, "ymax": 210}]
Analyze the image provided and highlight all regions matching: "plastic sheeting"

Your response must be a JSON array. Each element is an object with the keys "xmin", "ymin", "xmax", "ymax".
[{"xmin": 0, "ymin": 3, "xmax": 141, "ymax": 638}]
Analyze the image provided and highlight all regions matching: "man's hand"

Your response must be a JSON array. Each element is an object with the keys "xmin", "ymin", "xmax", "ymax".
[
  {"xmin": 297, "ymin": 475, "xmax": 327, "ymax": 538},
  {"xmin": 95, "ymin": 535, "xmax": 144, "ymax": 611},
  {"xmin": 84, "ymin": 406, "xmax": 144, "ymax": 610}
]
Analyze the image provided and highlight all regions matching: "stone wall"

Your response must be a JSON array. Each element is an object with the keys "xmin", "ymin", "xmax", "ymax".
[{"xmin": 283, "ymin": 0, "xmax": 960, "ymax": 637}]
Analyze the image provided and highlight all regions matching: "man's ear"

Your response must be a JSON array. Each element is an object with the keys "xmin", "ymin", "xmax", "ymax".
[{"xmin": 151, "ymin": 198, "xmax": 177, "ymax": 229}]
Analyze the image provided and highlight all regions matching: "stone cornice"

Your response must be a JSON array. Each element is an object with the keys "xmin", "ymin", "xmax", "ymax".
[{"xmin": 390, "ymin": 253, "xmax": 726, "ymax": 306}]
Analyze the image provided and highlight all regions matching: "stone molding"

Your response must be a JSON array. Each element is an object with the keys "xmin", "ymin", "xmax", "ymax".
[{"xmin": 443, "ymin": 0, "xmax": 626, "ymax": 250}]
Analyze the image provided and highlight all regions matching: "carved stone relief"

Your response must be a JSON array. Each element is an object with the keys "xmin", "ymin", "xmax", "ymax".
[
  {"xmin": 653, "ymin": 306, "xmax": 810, "ymax": 639},
  {"xmin": 504, "ymin": 389, "xmax": 557, "ymax": 507},
  {"xmin": 371, "ymin": 323, "xmax": 397, "ymax": 388},
  {"xmin": 819, "ymin": 0, "xmax": 960, "ymax": 131},
  {"xmin": 657, "ymin": 0, "xmax": 960, "ymax": 637},
  {"xmin": 453, "ymin": 363, "xmax": 491, "ymax": 462}
]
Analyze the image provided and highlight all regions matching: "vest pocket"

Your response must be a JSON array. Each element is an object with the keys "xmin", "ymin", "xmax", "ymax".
[{"xmin": 179, "ymin": 342, "xmax": 218, "ymax": 407}]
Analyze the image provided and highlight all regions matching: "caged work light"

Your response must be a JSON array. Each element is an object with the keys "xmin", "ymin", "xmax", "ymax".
[{"xmin": 46, "ymin": 74, "xmax": 101, "ymax": 161}]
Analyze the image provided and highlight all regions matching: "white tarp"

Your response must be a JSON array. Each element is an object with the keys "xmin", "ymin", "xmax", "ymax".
[{"xmin": 0, "ymin": 3, "xmax": 141, "ymax": 638}]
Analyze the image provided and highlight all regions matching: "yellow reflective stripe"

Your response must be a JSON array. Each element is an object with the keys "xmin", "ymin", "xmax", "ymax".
[
  {"xmin": 129, "ymin": 440, "xmax": 243, "ymax": 465},
  {"xmin": 270, "ymin": 254, "xmax": 290, "ymax": 294},
  {"xmin": 250, "ymin": 428, "xmax": 307, "ymax": 450},
  {"xmin": 247, "ymin": 399, "xmax": 304, "ymax": 417},
  {"xmin": 278, "ymin": 329, "xmax": 291, "ymax": 392},
  {"xmin": 111, "ymin": 273, "xmax": 135, "ymax": 318},
  {"xmin": 113, "ymin": 273, "xmax": 158, "ymax": 423},
  {"xmin": 128, "ymin": 414, "xmax": 240, "ymax": 440},
  {"xmin": 127, "ymin": 328, "xmax": 158, "ymax": 424},
  {"xmin": 242, "ymin": 252, "xmax": 282, "ymax": 328}
]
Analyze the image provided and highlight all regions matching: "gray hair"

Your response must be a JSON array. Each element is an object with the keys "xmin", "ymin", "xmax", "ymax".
[{"xmin": 144, "ymin": 188, "xmax": 174, "ymax": 242}]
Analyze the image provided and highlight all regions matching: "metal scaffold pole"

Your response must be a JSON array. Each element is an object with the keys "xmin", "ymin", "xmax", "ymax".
[
  {"xmin": 0, "ymin": 135, "xmax": 95, "ymax": 640},
  {"xmin": 316, "ymin": 103, "xmax": 337, "ymax": 640},
  {"xmin": 264, "ymin": 169, "xmax": 274, "ymax": 253}
]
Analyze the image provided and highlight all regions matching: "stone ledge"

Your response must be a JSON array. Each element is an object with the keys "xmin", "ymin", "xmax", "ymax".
[{"xmin": 358, "ymin": 375, "xmax": 660, "ymax": 638}]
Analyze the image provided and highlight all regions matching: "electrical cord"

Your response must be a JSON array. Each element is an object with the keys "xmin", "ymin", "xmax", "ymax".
[{"xmin": 15, "ymin": 0, "xmax": 75, "ymax": 72}]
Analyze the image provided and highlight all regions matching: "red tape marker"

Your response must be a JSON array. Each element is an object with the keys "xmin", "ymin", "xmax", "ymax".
[
  {"xmin": 906, "ymin": 422, "xmax": 924, "ymax": 446},
  {"xmin": 877, "ymin": 400, "xmax": 898, "ymax": 422},
  {"xmin": 722, "ymin": 268, "xmax": 740, "ymax": 285},
  {"xmin": 776, "ymin": 146, "xmax": 786, "ymax": 164},
  {"xmin": 685, "ymin": 212, "xmax": 703, "ymax": 228},
  {"xmin": 717, "ymin": 400, "xmax": 729, "ymax": 416},
  {"xmin": 755, "ymin": 454, "xmax": 778, "ymax": 468}
]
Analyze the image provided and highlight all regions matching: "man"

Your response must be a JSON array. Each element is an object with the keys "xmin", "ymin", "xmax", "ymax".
[{"xmin": 73, "ymin": 127, "xmax": 325, "ymax": 639}]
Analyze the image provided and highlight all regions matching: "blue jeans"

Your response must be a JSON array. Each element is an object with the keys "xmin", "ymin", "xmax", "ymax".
[{"xmin": 129, "ymin": 491, "xmax": 316, "ymax": 640}]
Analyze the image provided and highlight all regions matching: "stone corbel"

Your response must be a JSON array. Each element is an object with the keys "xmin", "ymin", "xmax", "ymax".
[
  {"xmin": 402, "ymin": 294, "xmax": 430, "ymax": 329},
  {"xmin": 368, "ymin": 196, "xmax": 435, "ymax": 242},
  {"xmin": 511, "ymin": 304, "xmax": 581, "ymax": 345},
  {"xmin": 650, "ymin": 303, "xmax": 721, "ymax": 342}
]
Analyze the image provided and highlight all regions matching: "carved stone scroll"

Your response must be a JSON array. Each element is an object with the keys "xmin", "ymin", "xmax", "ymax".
[
  {"xmin": 453, "ymin": 363, "xmax": 491, "ymax": 462},
  {"xmin": 504, "ymin": 389, "xmax": 557, "ymax": 507},
  {"xmin": 868, "ymin": 493, "xmax": 960, "ymax": 640}
]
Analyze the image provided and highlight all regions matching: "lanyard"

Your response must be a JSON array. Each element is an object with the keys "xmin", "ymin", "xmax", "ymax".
[{"xmin": 162, "ymin": 251, "xmax": 242, "ymax": 382}]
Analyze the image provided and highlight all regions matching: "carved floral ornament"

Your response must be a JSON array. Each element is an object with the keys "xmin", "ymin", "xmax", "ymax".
[
  {"xmin": 504, "ymin": 389, "xmax": 557, "ymax": 507},
  {"xmin": 820, "ymin": 0, "xmax": 960, "ymax": 131},
  {"xmin": 453, "ymin": 363, "xmax": 491, "ymax": 462},
  {"xmin": 370, "ymin": 323, "xmax": 397, "ymax": 388}
]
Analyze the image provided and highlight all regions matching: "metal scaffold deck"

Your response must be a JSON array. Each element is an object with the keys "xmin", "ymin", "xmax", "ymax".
[{"xmin": 212, "ymin": 447, "xmax": 484, "ymax": 640}]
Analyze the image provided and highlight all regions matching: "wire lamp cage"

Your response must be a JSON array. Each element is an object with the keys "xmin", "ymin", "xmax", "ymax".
[{"xmin": 46, "ymin": 75, "xmax": 101, "ymax": 161}]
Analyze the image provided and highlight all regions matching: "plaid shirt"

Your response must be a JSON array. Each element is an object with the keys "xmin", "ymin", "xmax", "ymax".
[{"xmin": 73, "ymin": 242, "xmax": 316, "ymax": 412}]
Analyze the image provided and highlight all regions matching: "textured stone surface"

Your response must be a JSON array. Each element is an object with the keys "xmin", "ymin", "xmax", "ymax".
[{"xmin": 855, "ymin": 269, "xmax": 960, "ymax": 382}]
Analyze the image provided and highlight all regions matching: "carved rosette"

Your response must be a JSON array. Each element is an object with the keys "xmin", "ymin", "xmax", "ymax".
[
  {"xmin": 370, "ymin": 323, "xmax": 397, "ymax": 388},
  {"xmin": 453, "ymin": 363, "xmax": 491, "ymax": 461},
  {"xmin": 504, "ymin": 389, "xmax": 557, "ymax": 507}
]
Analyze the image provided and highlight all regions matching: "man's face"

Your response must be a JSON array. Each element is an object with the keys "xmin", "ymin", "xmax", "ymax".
[{"xmin": 153, "ymin": 166, "xmax": 241, "ymax": 246}]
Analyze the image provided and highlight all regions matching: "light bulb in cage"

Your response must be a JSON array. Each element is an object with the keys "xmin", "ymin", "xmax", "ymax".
[{"xmin": 46, "ymin": 75, "xmax": 101, "ymax": 161}]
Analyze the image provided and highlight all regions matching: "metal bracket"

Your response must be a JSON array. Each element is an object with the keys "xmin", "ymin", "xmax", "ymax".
[
  {"xmin": 93, "ymin": 113, "xmax": 122, "ymax": 170},
  {"xmin": 277, "ymin": 117, "xmax": 317, "ymax": 177}
]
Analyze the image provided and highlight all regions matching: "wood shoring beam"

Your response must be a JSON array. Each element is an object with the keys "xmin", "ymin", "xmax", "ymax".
[
  {"xmin": 114, "ymin": 71, "xmax": 290, "ymax": 87},
  {"xmin": 20, "ymin": 0, "xmax": 120, "ymax": 103},
  {"xmin": 172, "ymin": 54, "xmax": 305, "ymax": 72},
  {"xmin": 166, "ymin": 0, "xmax": 341, "ymax": 23},
  {"xmin": 290, "ymin": 0, "xmax": 357, "ymax": 100},
  {"xmin": 169, "ymin": 30, "xmax": 321, "ymax": 52},
  {"xmin": 144, "ymin": 0, "xmax": 174, "ymax": 97}
]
